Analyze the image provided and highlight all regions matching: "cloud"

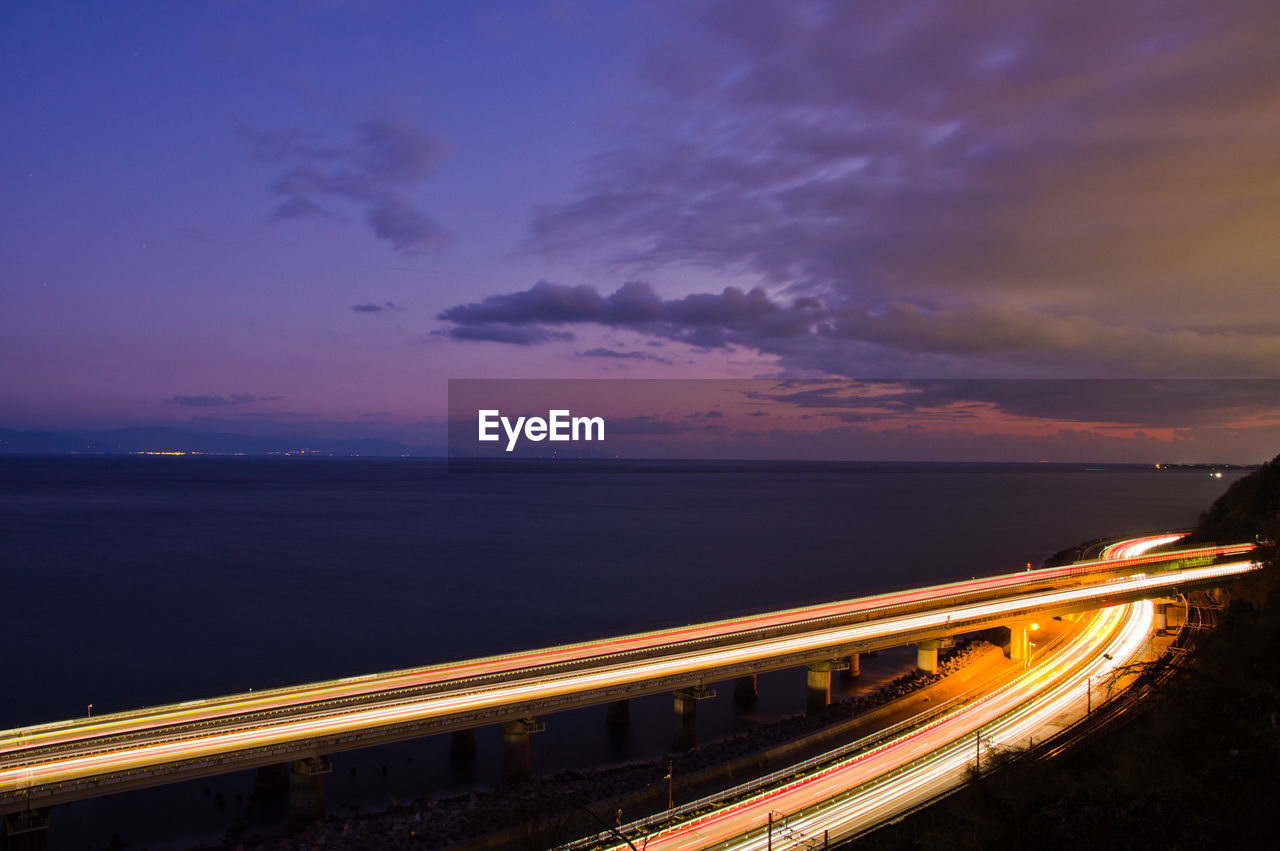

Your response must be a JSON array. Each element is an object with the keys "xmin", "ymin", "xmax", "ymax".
[
  {"xmin": 436, "ymin": 279, "xmax": 1280, "ymax": 376},
  {"xmin": 744, "ymin": 379, "xmax": 1280, "ymax": 431},
  {"xmin": 901, "ymin": 379, "xmax": 1280, "ymax": 429},
  {"xmin": 243, "ymin": 119, "xmax": 451, "ymax": 255},
  {"xmin": 367, "ymin": 197, "xmax": 449, "ymax": 255},
  {"xmin": 819, "ymin": 303, "xmax": 1280, "ymax": 375},
  {"xmin": 514, "ymin": 0, "xmax": 1280, "ymax": 377},
  {"xmin": 351, "ymin": 301, "xmax": 402, "ymax": 313},
  {"xmin": 439, "ymin": 280, "xmax": 821, "ymax": 349},
  {"xmin": 444, "ymin": 324, "xmax": 575, "ymax": 345},
  {"xmin": 163, "ymin": 393, "xmax": 284, "ymax": 407},
  {"xmin": 580, "ymin": 347, "xmax": 673, "ymax": 364}
]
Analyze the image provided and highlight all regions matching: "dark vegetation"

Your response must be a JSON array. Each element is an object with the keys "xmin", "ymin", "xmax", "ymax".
[{"xmin": 863, "ymin": 452, "xmax": 1280, "ymax": 850}]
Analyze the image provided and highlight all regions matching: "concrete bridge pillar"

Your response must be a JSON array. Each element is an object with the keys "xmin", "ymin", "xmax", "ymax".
[
  {"xmin": 806, "ymin": 662, "xmax": 834, "ymax": 713},
  {"xmin": 841, "ymin": 652, "xmax": 861, "ymax": 679},
  {"xmin": 606, "ymin": 699, "xmax": 631, "ymax": 729},
  {"xmin": 672, "ymin": 685, "xmax": 716, "ymax": 752},
  {"xmin": 733, "ymin": 674, "xmax": 758, "ymax": 702},
  {"xmin": 3, "ymin": 808, "xmax": 50, "ymax": 851},
  {"xmin": 502, "ymin": 717, "xmax": 544, "ymax": 784},
  {"xmin": 288, "ymin": 755, "xmax": 331, "ymax": 828},
  {"xmin": 916, "ymin": 639, "xmax": 943, "ymax": 673},
  {"xmin": 449, "ymin": 729, "xmax": 477, "ymax": 758},
  {"xmin": 1008, "ymin": 623, "xmax": 1032, "ymax": 666},
  {"xmin": 1154, "ymin": 603, "xmax": 1169, "ymax": 633}
]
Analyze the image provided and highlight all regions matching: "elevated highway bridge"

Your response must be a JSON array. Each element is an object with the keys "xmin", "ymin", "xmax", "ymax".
[{"xmin": 0, "ymin": 536, "xmax": 1258, "ymax": 843}]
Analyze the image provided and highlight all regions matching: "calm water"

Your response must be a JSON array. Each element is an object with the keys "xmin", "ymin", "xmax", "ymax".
[{"xmin": 0, "ymin": 457, "xmax": 1245, "ymax": 848}]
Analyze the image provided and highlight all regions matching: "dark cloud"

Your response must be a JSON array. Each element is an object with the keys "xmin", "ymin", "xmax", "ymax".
[
  {"xmin": 514, "ymin": 0, "xmax": 1280, "ymax": 377},
  {"xmin": 444, "ymin": 324, "xmax": 575, "ymax": 345},
  {"xmin": 579, "ymin": 347, "xmax": 673, "ymax": 364},
  {"xmin": 439, "ymin": 280, "xmax": 822, "ymax": 349},
  {"xmin": 243, "ymin": 119, "xmax": 451, "ymax": 255},
  {"xmin": 351, "ymin": 301, "xmax": 401, "ymax": 313},
  {"xmin": 367, "ymin": 197, "xmax": 448, "ymax": 255},
  {"xmin": 581, "ymin": 347, "xmax": 646, "ymax": 359},
  {"xmin": 437, "ymin": 278, "xmax": 1280, "ymax": 375},
  {"xmin": 163, "ymin": 393, "xmax": 284, "ymax": 407}
]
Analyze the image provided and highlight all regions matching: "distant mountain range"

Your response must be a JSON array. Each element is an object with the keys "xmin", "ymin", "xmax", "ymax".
[{"xmin": 0, "ymin": 427, "xmax": 446, "ymax": 457}]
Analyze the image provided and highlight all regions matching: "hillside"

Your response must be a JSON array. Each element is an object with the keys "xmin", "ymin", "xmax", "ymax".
[{"xmin": 1183, "ymin": 451, "xmax": 1280, "ymax": 549}]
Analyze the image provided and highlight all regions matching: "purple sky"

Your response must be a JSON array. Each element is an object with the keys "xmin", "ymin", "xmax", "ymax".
[{"xmin": 4, "ymin": 1, "xmax": 1280, "ymax": 460}]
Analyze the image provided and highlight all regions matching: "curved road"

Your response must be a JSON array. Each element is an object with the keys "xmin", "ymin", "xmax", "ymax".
[{"xmin": 575, "ymin": 533, "xmax": 1227, "ymax": 849}]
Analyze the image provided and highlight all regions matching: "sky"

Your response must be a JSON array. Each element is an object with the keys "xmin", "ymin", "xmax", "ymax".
[{"xmin": 4, "ymin": 1, "xmax": 1280, "ymax": 460}]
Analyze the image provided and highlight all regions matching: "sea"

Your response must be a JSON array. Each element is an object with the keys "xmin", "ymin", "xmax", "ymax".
[{"xmin": 0, "ymin": 457, "xmax": 1249, "ymax": 849}]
